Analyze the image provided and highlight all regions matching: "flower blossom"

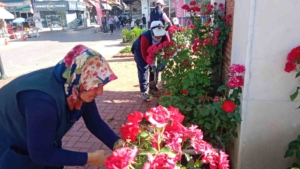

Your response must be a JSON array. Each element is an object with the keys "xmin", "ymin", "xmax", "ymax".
[
  {"xmin": 222, "ymin": 100, "xmax": 236, "ymax": 113},
  {"xmin": 106, "ymin": 147, "xmax": 138, "ymax": 169}
]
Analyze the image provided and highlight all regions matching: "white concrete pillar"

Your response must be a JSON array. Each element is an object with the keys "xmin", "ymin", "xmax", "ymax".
[{"xmin": 230, "ymin": 0, "xmax": 300, "ymax": 168}]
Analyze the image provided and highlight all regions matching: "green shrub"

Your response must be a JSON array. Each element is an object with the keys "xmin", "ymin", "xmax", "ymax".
[
  {"xmin": 121, "ymin": 27, "xmax": 147, "ymax": 43},
  {"xmin": 119, "ymin": 46, "xmax": 132, "ymax": 53}
]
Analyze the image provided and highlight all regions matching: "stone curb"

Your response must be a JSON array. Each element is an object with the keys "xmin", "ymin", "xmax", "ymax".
[{"xmin": 113, "ymin": 53, "xmax": 134, "ymax": 58}]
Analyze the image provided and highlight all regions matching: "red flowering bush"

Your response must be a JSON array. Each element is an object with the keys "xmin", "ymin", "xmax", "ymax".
[
  {"xmin": 147, "ymin": 2, "xmax": 242, "ymax": 148},
  {"xmin": 106, "ymin": 106, "xmax": 230, "ymax": 169}
]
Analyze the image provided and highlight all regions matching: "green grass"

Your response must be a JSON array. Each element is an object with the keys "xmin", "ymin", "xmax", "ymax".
[{"xmin": 120, "ymin": 46, "xmax": 132, "ymax": 53}]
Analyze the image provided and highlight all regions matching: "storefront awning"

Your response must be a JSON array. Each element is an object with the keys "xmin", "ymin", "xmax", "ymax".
[
  {"xmin": 15, "ymin": 5, "xmax": 33, "ymax": 13},
  {"xmin": 0, "ymin": 0, "xmax": 23, "ymax": 7},
  {"xmin": 101, "ymin": 3, "xmax": 112, "ymax": 10}
]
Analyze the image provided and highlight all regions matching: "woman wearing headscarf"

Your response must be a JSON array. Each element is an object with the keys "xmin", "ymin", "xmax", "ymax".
[{"xmin": 0, "ymin": 45, "xmax": 124, "ymax": 169}]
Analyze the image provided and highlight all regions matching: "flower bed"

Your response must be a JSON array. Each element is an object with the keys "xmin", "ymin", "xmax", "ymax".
[{"xmin": 106, "ymin": 106, "xmax": 230, "ymax": 169}]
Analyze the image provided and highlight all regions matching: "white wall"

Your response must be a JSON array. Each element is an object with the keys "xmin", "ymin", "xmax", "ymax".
[
  {"xmin": 141, "ymin": 0, "xmax": 149, "ymax": 26},
  {"xmin": 230, "ymin": 0, "xmax": 300, "ymax": 168}
]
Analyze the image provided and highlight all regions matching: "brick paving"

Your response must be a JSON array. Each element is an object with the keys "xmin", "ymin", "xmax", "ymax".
[{"xmin": 0, "ymin": 27, "xmax": 159, "ymax": 169}]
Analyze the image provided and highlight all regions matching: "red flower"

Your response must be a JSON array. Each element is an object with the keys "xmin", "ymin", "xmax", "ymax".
[
  {"xmin": 219, "ymin": 3, "xmax": 225, "ymax": 11},
  {"xmin": 222, "ymin": 101, "xmax": 236, "ymax": 113},
  {"xmin": 120, "ymin": 123, "xmax": 139, "ymax": 142},
  {"xmin": 284, "ymin": 61, "xmax": 296, "ymax": 73},
  {"xmin": 166, "ymin": 91, "xmax": 171, "ymax": 96},
  {"xmin": 145, "ymin": 106, "xmax": 171, "ymax": 128},
  {"xmin": 105, "ymin": 147, "xmax": 138, "ymax": 169},
  {"xmin": 190, "ymin": 1, "xmax": 196, "ymax": 5},
  {"xmin": 287, "ymin": 46, "xmax": 300, "ymax": 61},
  {"xmin": 144, "ymin": 153, "xmax": 176, "ymax": 169},
  {"xmin": 181, "ymin": 4, "xmax": 190, "ymax": 10},
  {"xmin": 182, "ymin": 89, "xmax": 188, "ymax": 95},
  {"xmin": 127, "ymin": 111, "xmax": 144, "ymax": 124}
]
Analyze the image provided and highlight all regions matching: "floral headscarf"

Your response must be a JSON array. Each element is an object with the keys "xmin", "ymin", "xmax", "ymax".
[{"xmin": 53, "ymin": 45, "xmax": 117, "ymax": 111}]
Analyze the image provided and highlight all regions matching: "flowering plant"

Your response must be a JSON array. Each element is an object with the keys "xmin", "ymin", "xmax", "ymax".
[
  {"xmin": 145, "ymin": 2, "xmax": 242, "ymax": 148},
  {"xmin": 284, "ymin": 46, "xmax": 300, "ymax": 168},
  {"xmin": 284, "ymin": 46, "xmax": 300, "ymax": 104},
  {"xmin": 105, "ymin": 106, "xmax": 230, "ymax": 169}
]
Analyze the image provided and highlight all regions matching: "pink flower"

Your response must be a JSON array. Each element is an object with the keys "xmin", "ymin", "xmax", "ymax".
[
  {"xmin": 213, "ymin": 97, "xmax": 220, "ymax": 102},
  {"xmin": 145, "ymin": 153, "xmax": 176, "ymax": 169},
  {"xmin": 229, "ymin": 64, "xmax": 245, "ymax": 75},
  {"xmin": 106, "ymin": 147, "xmax": 138, "ymax": 169},
  {"xmin": 227, "ymin": 76, "xmax": 244, "ymax": 88},
  {"xmin": 203, "ymin": 38, "xmax": 210, "ymax": 45},
  {"xmin": 145, "ymin": 106, "xmax": 171, "ymax": 128},
  {"xmin": 217, "ymin": 151, "xmax": 230, "ymax": 169}
]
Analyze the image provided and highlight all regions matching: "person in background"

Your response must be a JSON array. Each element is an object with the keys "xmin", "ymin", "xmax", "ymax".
[
  {"xmin": 109, "ymin": 15, "xmax": 114, "ymax": 35},
  {"xmin": 149, "ymin": 0, "xmax": 172, "ymax": 29},
  {"xmin": 119, "ymin": 15, "xmax": 124, "ymax": 27},
  {"xmin": 131, "ymin": 21, "xmax": 170, "ymax": 101},
  {"xmin": 142, "ymin": 14, "xmax": 147, "ymax": 29},
  {"xmin": 0, "ymin": 45, "xmax": 124, "ymax": 169},
  {"xmin": 139, "ymin": 19, "xmax": 143, "ymax": 29},
  {"xmin": 101, "ymin": 16, "xmax": 108, "ymax": 33},
  {"xmin": 114, "ymin": 15, "xmax": 120, "ymax": 30}
]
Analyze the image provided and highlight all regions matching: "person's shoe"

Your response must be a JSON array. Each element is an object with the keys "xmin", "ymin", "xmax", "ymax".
[{"xmin": 141, "ymin": 92, "xmax": 151, "ymax": 101}]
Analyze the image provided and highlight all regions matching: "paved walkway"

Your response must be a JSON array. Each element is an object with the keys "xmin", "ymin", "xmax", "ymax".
[{"xmin": 0, "ymin": 27, "xmax": 158, "ymax": 169}]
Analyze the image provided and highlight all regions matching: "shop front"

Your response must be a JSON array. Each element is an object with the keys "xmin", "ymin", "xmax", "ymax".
[{"xmin": 32, "ymin": 1, "xmax": 87, "ymax": 29}]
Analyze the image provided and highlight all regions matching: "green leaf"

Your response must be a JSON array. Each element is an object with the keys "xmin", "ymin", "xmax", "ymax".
[
  {"xmin": 233, "ymin": 113, "xmax": 242, "ymax": 123},
  {"xmin": 186, "ymin": 107, "xmax": 193, "ymax": 112},
  {"xmin": 217, "ymin": 85, "xmax": 228, "ymax": 91},
  {"xmin": 139, "ymin": 132, "xmax": 149, "ymax": 138},
  {"xmin": 292, "ymin": 163, "xmax": 300, "ymax": 167},
  {"xmin": 214, "ymin": 118, "xmax": 221, "ymax": 130},
  {"xmin": 284, "ymin": 149, "xmax": 294, "ymax": 158},
  {"xmin": 138, "ymin": 147, "xmax": 158, "ymax": 155},
  {"xmin": 296, "ymin": 151, "xmax": 300, "ymax": 161},
  {"xmin": 296, "ymin": 72, "xmax": 300, "ymax": 78},
  {"xmin": 204, "ymin": 122, "xmax": 212, "ymax": 130},
  {"xmin": 290, "ymin": 87, "xmax": 300, "ymax": 101},
  {"xmin": 231, "ymin": 131, "xmax": 238, "ymax": 138},
  {"xmin": 184, "ymin": 153, "xmax": 193, "ymax": 162},
  {"xmin": 297, "ymin": 135, "xmax": 300, "ymax": 142},
  {"xmin": 160, "ymin": 146, "xmax": 176, "ymax": 158},
  {"xmin": 107, "ymin": 118, "xmax": 114, "ymax": 122},
  {"xmin": 289, "ymin": 141, "xmax": 299, "ymax": 150},
  {"xmin": 198, "ymin": 119, "xmax": 204, "ymax": 125}
]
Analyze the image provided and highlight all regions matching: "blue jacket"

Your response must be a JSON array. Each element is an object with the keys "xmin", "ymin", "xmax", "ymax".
[{"xmin": 0, "ymin": 67, "xmax": 77, "ymax": 169}]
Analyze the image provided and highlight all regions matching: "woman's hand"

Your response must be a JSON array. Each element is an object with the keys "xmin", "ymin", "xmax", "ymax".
[{"xmin": 87, "ymin": 150, "xmax": 109, "ymax": 167}]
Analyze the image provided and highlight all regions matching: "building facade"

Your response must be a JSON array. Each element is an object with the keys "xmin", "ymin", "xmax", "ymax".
[{"xmin": 32, "ymin": 1, "xmax": 87, "ymax": 29}]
